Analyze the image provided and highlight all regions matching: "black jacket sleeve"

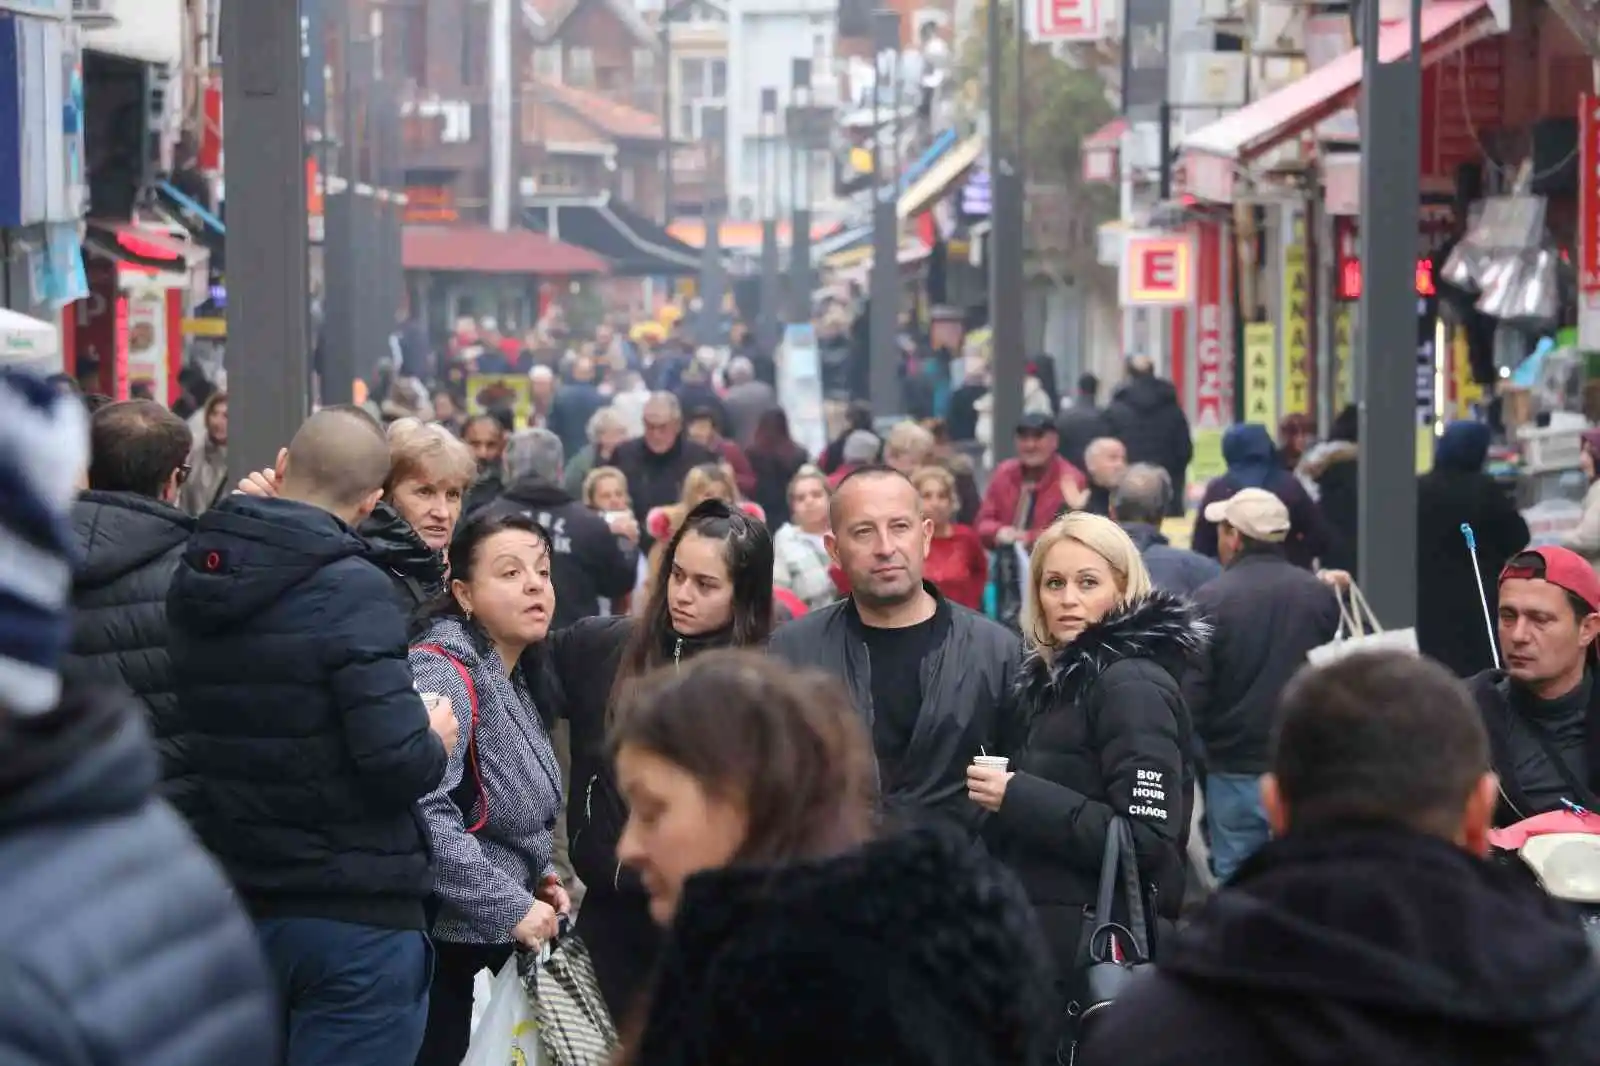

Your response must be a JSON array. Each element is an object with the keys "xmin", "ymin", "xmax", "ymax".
[
  {"xmin": 578, "ymin": 511, "xmax": 638, "ymax": 600},
  {"xmin": 993, "ymin": 662, "xmax": 1186, "ymax": 876},
  {"xmin": 327, "ymin": 564, "xmax": 447, "ymax": 808}
]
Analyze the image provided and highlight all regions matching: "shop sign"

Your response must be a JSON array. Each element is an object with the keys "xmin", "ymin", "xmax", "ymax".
[
  {"xmin": 1580, "ymin": 93, "xmax": 1600, "ymax": 295},
  {"xmin": 405, "ymin": 185, "xmax": 459, "ymax": 224},
  {"xmin": 1333, "ymin": 218, "xmax": 1437, "ymax": 300},
  {"xmin": 1280, "ymin": 210, "xmax": 1311, "ymax": 418},
  {"xmin": 1025, "ymin": 0, "xmax": 1105, "ymax": 43},
  {"xmin": 1333, "ymin": 304, "xmax": 1353, "ymax": 409},
  {"xmin": 1121, "ymin": 233, "xmax": 1194, "ymax": 307},
  {"xmin": 1242, "ymin": 323, "xmax": 1278, "ymax": 432},
  {"xmin": 1193, "ymin": 222, "xmax": 1228, "ymax": 429}
]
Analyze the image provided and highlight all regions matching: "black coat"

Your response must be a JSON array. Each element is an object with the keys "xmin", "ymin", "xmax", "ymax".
[
  {"xmin": 358, "ymin": 499, "xmax": 446, "ymax": 625},
  {"xmin": 989, "ymin": 593, "xmax": 1203, "ymax": 991},
  {"xmin": 1417, "ymin": 468, "xmax": 1528, "ymax": 678},
  {"xmin": 1103, "ymin": 376, "xmax": 1193, "ymax": 514},
  {"xmin": 489, "ymin": 474, "xmax": 636, "ymax": 630},
  {"xmin": 1468, "ymin": 669, "xmax": 1600, "ymax": 825},
  {"xmin": 0, "ymin": 688, "xmax": 279, "ymax": 1066},
  {"xmin": 1184, "ymin": 551, "xmax": 1340, "ymax": 774},
  {"xmin": 748, "ymin": 447, "xmax": 808, "ymax": 530},
  {"xmin": 634, "ymin": 826, "xmax": 1056, "ymax": 1066},
  {"xmin": 1078, "ymin": 828, "xmax": 1600, "ymax": 1066},
  {"xmin": 166, "ymin": 496, "xmax": 447, "ymax": 929},
  {"xmin": 610, "ymin": 433, "xmax": 720, "ymax": 547},
  {"xmin": 1307, "ymin": 442, "xmax": 1360, "ymax": 572},
  {"xmin": 1056, "ymin": 400, "xmax": 1110, "ymax": 473},
  {"xmin": 768, "ymin": 585, "xmax": 1021, "ymax": 834},
  {"xmin": 63, "ymin": 490, "xmax": 193, "ymax": 802}
]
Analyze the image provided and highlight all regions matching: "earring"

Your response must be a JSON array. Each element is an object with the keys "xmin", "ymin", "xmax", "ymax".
[{"xmin": 463, "ymin": 607, "xmax": 473, "ymax": 621}]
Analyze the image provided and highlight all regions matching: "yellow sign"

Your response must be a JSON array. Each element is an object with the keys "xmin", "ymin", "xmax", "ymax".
[
  {"xmin": 1243, "ymin": 322, "xmax": 1278, "ymax": 433},
  {"xmin": 1281, "ymin": 213, "xmax": 1311, "ymax": 417},
  {"xmin": 1416, "ymin": 423, "xmax": 1435, "ymax": 474},
  {"xmin": 466, "ymin": 374, "xmax": 533, "ymax": 428},
  {"xmin": 1453, "ymin": 325, "xmax": 1482, "ymax": 418},
  {"xmin": 1188, "ymin": 427, "xmax": 1226, "ymax": 486},
  {"xmin": 182, "ymin": 317, "xmax": 226, "ymax": 338},
  {"xmin": 1333, "ymin": 304, "xmax": 1352, "ymax": 411}
]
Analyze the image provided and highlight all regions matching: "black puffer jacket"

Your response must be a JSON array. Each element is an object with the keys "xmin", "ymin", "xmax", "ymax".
[
  {"xmin": 635, "ymin": 826, "xmax": 1055, "ymax": 1066},
  {"xmin": 0, "ymin": 687, "xmax": 278, "ymax": 1066},
  {"xmin": 62, "ymin": 490, "xmax": 193, "ymax": 800},
  {"xmin": 167, "ymin": 496, "xmax": 447, "ymax": 929},
  {"xmin": 1079, "ymin": 829, "xmax": 1600, "ymax": 1066},
  {"xmin": 610, "ymin": 433, "xmax": 719, "ymax": 548},
  {"xmin": 768, "ymin": 584, "xmax": 1021, "ymax": 834},
  {"xmin": 988, "ymin": 593, "xmax": 1204, "ymax": 999},
  {"xmin": 1103, "ymin": 376, "xmax": 1193, "ymax": 515},
  {"xmin": 358, "ymin": 500, "xmax": 446, "ymax": 624}
]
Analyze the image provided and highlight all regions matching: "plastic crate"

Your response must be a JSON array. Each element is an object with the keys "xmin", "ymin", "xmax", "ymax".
[{"xmin": 1518, "ymin": 424, "xmax": 1585, "ymax": 474}]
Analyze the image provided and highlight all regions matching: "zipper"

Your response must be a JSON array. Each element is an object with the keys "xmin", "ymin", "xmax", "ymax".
[{"xmin": 674, "ymin": 636, "xmax": 683, "ymax": 669}]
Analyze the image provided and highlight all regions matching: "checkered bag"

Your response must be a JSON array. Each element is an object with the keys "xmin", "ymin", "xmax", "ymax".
[{"xmin": 518, "ymin": 920, "xmax": 618, "ymax": 1066}]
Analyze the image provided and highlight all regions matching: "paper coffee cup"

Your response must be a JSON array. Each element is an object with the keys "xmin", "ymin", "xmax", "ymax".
[
  {"xmin": 972, "ymin": 755, "xmax": 1010, "ymax": 771},
  {"xmin": 419, "ymin": 691, "xmax": 444, "ymax": 711}
]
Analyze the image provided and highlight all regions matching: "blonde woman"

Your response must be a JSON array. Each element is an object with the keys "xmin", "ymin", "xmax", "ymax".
[
  {"xmin": 772, "ymin": 465, "xmax": 836, "ymax": 611},
  {"xmin": 967, "ymin": 512, "xmax": 1204, "ymax": 1057}
]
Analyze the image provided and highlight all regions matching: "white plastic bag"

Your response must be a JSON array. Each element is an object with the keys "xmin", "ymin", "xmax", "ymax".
[
  {"xmin": 462, "ymin": 955, "xmax": 543, "ymax": 1066},
  {"xmin": 1306, "ymin": 583, "xmax": 1419, "ymax": 667}
]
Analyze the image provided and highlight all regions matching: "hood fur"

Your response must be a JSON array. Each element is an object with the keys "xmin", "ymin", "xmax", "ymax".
[{"xmin": 1019, "ymin": 590, "xmax": 1209, "ymax": 708}]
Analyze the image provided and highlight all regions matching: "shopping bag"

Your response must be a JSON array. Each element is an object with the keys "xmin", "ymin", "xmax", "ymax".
[
  {"xmin": 525, "ymin": 922, "xmax": 618, "ymax": 1066},
  {"xmin": 1306, "ymin": 582, "xmax": 1419, "ymax": 667},
  {"xmin": 462, "ymin": 954, "xmax": 542, "ymax": 1066}
]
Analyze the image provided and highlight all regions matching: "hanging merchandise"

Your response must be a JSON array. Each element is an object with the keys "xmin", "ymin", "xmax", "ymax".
[
  {"xmin": 1504, "ymin": 248, "xmax": 1562, "ymax": 327},
  {"xmin": 1476, "ymin": 255, "xmax": 1522, "ymax": 319}
]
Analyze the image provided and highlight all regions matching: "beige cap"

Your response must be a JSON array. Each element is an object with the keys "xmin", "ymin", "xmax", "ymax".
[{"xmin": 1204, "ymin": 487, "xmax": 1290, "ymax": 543}]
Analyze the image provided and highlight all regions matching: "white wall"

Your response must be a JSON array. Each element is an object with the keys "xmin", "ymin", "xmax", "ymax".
[{"xmin": 83, "ymin": 0, "xmax": 184, "ymax": 66}]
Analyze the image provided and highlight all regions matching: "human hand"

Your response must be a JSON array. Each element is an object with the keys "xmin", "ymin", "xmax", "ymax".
[
  {"xmin": 966, "ymin": 764, "xmax": 1014, "ymax": 812},
  {"xmin": 1062, "ymin": 478, "xmax": 1091, "ymax": 511},
  {"xmin": 1317, "ymin": 569, "xmax": 1353, "ymax": 591},
  {"xmin": 537, "ymin": 877, "xmax": 572, "ymax": 916},
  {"xmin": 607, "ymin": 512, "xmax": 640, "ymax": 543},
  {"xmin": 234, "ymin": 448, "xmax": 288, "ymax": 497},
  {"xmin": 512, "ymin": 900, "xmax": 560, "ymax": 948},
  {"xmin": 995, "ymin": 527, "xmax": 1020, "ymax": 547},
  {"xmin": 425, "ymin": 695, "xmax": 460, "ymax": 754}
]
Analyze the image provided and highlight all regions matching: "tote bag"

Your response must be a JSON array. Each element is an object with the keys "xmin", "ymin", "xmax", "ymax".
[{"xmin": 1306, "ymin": 582, "xmax": 1419, "ymax": 667}]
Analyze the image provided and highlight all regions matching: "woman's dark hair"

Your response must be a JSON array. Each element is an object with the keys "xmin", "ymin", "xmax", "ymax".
[
  {"xmin": 609, "ymin": 650, "xmax": 876, "ymax": 865},
  {"xmin": 612, "ymin": 499, "xmax": 775, "ymax": 707},
  {"xmin": 845, "ymin": 400, "xmax": 874, "ymax": 433},
  {"xmin": 422, "ymin": 509, "xmax": 554, "ymax": 626},
  {"xmin": 749, "ymin": 408, "xmax": 800, "ymax": 458}
]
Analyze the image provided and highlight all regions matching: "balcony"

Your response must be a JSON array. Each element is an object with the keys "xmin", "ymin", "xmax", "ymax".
[{"xmin": 399, "ymin": 90, "xmax": 488, "ymax": 172}]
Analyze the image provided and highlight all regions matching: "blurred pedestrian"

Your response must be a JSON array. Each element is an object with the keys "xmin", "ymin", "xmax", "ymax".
[
  {"xmin": 747, "ymin": 408, "xmax": 810, "ymax": 529},
  {"xmin": 723, "ymin": 355, "xmax": 778, "ymax": 445},
  {"xmin": 1103, "ymin": 356, "xmax": 1192, "ymax": 516},
  {"xmin": 1111, "ymin": 464, "xmax": 1219, "ymax": 596},
  {"xmin": 1056, "ymin": 372, "xmax": 1109, "ymax": 472},
  {"xmin": 179, "ymin": 390, "xmax": 228, "ymax": 515},
  {"xmin": 611, "ymin": 393, "xmax": 720, "ymax": 548},
  {"xmin": 1192, "ymin": 423, "xmax": 1326, "ymax": 570},
  {"xmin": 911, "ymin": 464, "xmax": 987, "ymax": 610},
  {"xmin": 976, "ymin": 413, "xmax": 1089, "ymax": 551},
  {"xmin": 773, "ymin": 465, "xmax": 837, "ymax": 612}
]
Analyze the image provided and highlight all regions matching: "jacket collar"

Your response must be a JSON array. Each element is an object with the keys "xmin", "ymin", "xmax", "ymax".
[
  {"xmin": 1019, "ymin": 590, "xmax": 1209, "ymax": 707},
  {"xmin": 842, "ymin": 581, "xmax": 947, "ymax": 634}
]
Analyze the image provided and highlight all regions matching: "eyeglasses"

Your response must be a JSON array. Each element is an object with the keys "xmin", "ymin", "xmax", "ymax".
[{"xmin": 176, "ymin": 463, "xmax": 192, "ymax": 486}]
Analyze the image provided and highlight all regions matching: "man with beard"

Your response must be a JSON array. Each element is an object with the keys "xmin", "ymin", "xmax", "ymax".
[
  {"xmin": 769, "ymin": 466, "xmax": 1019, "ymax": 833},
  {"xmin": 1081, "ymin": 437, "xmax": 1127, "ymax": 517},
  {"xmin": 461, "ymin": 412, "xmax": 509, "ymax": 516}
]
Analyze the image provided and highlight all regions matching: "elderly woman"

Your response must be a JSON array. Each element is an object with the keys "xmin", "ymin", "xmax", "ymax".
[{"xmin": 564, "ymin": 405, "xmax": 630, "ymax": 498}]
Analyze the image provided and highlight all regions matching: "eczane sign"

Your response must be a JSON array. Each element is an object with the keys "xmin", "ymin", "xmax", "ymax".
[{"xmin": 1121, "ymin": 233, "xmax": 1194, "ymax": 307}]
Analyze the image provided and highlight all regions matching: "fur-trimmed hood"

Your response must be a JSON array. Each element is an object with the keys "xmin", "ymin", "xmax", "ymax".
[{"xmin": 1019, "ymin": 589, "xmax": 1209, "ymax": 709}]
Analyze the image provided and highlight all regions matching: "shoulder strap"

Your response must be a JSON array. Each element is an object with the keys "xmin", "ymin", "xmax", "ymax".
[{"xmin": 412, "ymin": 643, "xmax": 488, "ymax": 833}]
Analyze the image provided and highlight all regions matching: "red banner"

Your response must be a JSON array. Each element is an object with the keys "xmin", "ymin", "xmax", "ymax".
[
  {"xmin": 1193, "ymin": 220, "xmax": 1227, "ymax": 428},
  {"xmin": 1583, "ymin": 93, "xmax": 1600, "ymax": 295},
  {"xmin": 1420, "ymin": 39, "xmax": 1505, "ymax": 182}
]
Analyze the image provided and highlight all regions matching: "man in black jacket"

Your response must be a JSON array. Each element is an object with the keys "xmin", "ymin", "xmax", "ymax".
[
  {"xmin": 1469, "ymin": 546, "xmax": 1600, "ymax": 825},
  {"xmin": 492, "ymin": 428, "xmax": 637, "ymax": 629},
  {"xmin": 770, "ymin": 466, "xmax": 1020, "ymax": 833},
  {"xmin": 610, "ymin": 391, "xmax": 719, "ymax": 548},
  {"xmin": 63, "ymin": 399, "xmax": 195, "ymax": 801},
  {"xmin": 1081, "ymin": 651, "xmax": 1600, "ymax": 1066},
  {"xmin": 0, "ymin": 369, "xmax": 279, "ymax": 1066},
  {"xmin": 167, "ymin": 406, "xmax": 456, "ymax": 1066},
  {"xmin": 1185, "ymin": 488, "xmax": 1339, "ymax": 881},
  {"xmin": 1103, "ymin": 357, "xmax": 1193, "ymax": 517}
]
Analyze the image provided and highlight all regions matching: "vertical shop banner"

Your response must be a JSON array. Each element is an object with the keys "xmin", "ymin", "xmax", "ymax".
[
  {"xmin": 1452, "ymin": 326, "xmax": 1481, "ymax": 418},
  {"xmin": 1120, "ymin": 0, "xmax": 1170, "ymax": 117},
  {"xmin": 1421, "ymin": 39, "xmax": 1504, "ymax": 183},
  {"xmin": 1582, "ymin": 93, "xmax": 1600, "ymax": 296},
  {"xmin": 1333, "ymin": 304, "xmax": 1353, "ymax": 411},
  {"xmin": 1193, "ymin": 221, "xmax": 1228, "ymax": 429},
  {"xmin": 1280, "ymin": 210, "xmax": 1311, "ymax": 418},
  {"xmin": 123, "ymin": 285, "xmax": 169, "ymax": 402},
  {"xmin": 1243, "ymin": 323, "xmax": 1278, "ymax": 432}
]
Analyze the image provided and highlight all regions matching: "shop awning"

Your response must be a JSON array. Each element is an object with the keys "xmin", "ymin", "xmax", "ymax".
[
  {"xmin": 813, "ymin": 224, "xmax": 871, "ymax": 263},
  {"xmin": 1180, "ymin": 0, "xmax": 1497, "ymax": 175},
  {"xmin": 85, "ymin": 219, "xmax": 209, "ymax": 274},
  {"xmin": 0, "ymin": 307, "xmax": 59, "ymax": 372},
  {"xmin": 523, "ymin": 198, "xmax": 701, "ymax": 276},
  {"xmin": 666, "ymin": 218, "xmax": 839, "ymax": 252},
  {"xmin": 1086, "ymin": 118, "xmax": 1129, "ymax": 148},
  {"xmin": 401, "ymin": 224, "xmax": 608, "ymax": 275},
  {"xmin": 898, "ymin": 135, "xmax": 984, "ymax": 221}
]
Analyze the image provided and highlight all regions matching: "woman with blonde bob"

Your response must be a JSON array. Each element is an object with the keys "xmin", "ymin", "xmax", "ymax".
[{"xmin": 967, "ymin": 512, "xmax": 1205, "ymax": 1058}]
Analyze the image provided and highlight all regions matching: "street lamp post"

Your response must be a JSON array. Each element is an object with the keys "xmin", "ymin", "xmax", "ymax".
[
  {"xmin": 698, "ymin": 105, "xmax": 727, "ymax": 347},
  {"xmin": 986, "ymin": 0, "xmax": 1025, "ymax": 464},
  {"xmin": 788, "ymin": 58, "xmax": 814, "ymax": 325},
  {"xmin": 868, "ymin": 9, "xmax": 902, "ymax": 417},
  {"xmin": 758, "ymin": 87, "xmax": 782, "ymax": 352},
  {"xmin": 1355, "ymin": 0, "xmax": 1422, "ymax": 625}
]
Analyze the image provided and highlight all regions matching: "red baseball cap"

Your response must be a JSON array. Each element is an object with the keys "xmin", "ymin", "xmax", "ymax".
[{"xmin": 1500, "ymin": 546, "xmax": 1600, "ymax": 614}]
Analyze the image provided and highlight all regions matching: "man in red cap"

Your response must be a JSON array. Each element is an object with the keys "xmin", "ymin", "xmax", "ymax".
[{"xmin": 1469, "ymin": 546, "xmax": 1600, "ymax": 826}]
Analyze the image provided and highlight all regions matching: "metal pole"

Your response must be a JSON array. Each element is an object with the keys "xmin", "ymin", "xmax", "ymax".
[
  {"xmin": 698, "ymin": 106, "xmax": 726, "ymax": 347},
  {"xmin": 788, "ymin": 58, "xmax": 813, "ymax": 325},
  {"xmin": 868, "ymin": 9, "xmax": 901, "ymax": 417},
  {"xmin": 222, "ymin": 0, "xmax": 310, "ymax": 473},
  {"xmin": 1355, "ymin": 0, "xmax": 1421, "ymax": 624},
  {"xmin": 758, "ymin": 87, "xmax": 782, "ymax": 351},
  {"xmin": 661, "ymin": 18, "xmax": 673, "ymax": 226},
  {"xmin": 987, "ymin": 0, "xmax": 1025, "ymax": 462},
  {"xmin": 488, "ymin": 0, "xmax": 512, "ymax": 231}
]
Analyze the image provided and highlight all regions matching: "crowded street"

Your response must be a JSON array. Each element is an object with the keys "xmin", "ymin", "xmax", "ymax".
[{"xmin": 10, "ymin": 0, "xmax": 1600, "ymax": 1064}]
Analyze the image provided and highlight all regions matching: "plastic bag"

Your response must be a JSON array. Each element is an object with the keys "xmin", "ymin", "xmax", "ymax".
[{"xmin": 462, "ymin": 955, "xmax": 542, "ymax": 1066}]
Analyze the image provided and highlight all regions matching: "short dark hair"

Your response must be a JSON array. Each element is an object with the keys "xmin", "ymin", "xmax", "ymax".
[
  {"xmin": 1272, "ymin": 651, "xmax": 1489, "ymax": 837},
  {"xmin": 88, "ymin": 400, "xmax": 193, "ymax": 498},
  {"xmin": 1077, "ymin": 372, "xmax": 1099, "ymax": 397},
  {"xmin": 686, "ymin": 407, "xmax": 718, "ymax": 428}
]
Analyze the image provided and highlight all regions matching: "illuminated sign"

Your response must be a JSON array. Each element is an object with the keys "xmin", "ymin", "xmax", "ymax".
[
  {"xmin": 404, "ymin": 186, "xmax": 459, "ymax": 224},
  {"xmin": 1120, "ymin": 234, "xmax": 1194, "ymax": 307},
  {"xmin": 1336, "ymin": 254, "xmax": 1435, "ymax": 300}
]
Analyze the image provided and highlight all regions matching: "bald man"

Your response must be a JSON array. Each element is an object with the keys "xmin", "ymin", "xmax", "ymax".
[
  {"xmin": 167, "ymin": 405, "xmax": 455, "ymax": 1066},
  {"xmin": 1082, "ymin": 436, "xmax": 1127, "ymax": 516},
  {"xmin": 608, "ymin": 390, "xmax": 720, "ymax": 549}
]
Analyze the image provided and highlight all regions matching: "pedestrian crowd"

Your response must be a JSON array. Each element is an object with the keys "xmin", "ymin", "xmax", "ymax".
[{"xmin": 9, "ymin": 323, "xmax": 1600, "ymax": 1066}]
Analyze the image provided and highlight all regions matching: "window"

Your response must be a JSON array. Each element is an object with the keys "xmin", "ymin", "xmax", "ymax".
[
  {"xmin": 679, "ymin": 58, "xmax": 706, "ymax": 102},
  {"xmin": 678, "ymin": 104, "xmax": 695, "ymax": 137},
  {"xmin": 567, "ymin": 47, "xmax": 596, "ymax": 87},
  {"xmin": 710, "ymin": 58, "xmax": 727, "ymax": 98},
  {"xmin": 532, "ymin": 45, "xmax": 562, "ymax": 82},
  {"xmin": 634, "ymin": 48, "xmax": 656, "ymax": 87}
]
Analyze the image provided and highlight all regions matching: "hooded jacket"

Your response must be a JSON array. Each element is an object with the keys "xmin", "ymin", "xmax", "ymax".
[
  {"xmin": 768, "ymin": 585, "xmax": 1022, "ymax": 834},
  {"xmin": 633, "ymin": 826, "xmax": 1056, "ymax": 1066},
  {"xmin": 1104, "ymin": 375, "xmax": 1194, "ymax": 512},
  {"xmin": 166, "ymin": 495, "xmax": 447, "ymax": 929},
  {"xmin": 63, "ymin": 490, "xmax": 194, "ymax": 801},
  {"xmin": 1121, "ymin": 520, "xmax": 1220, "ymax": 596},
  {"xmin": 0, "ymin": 688, "xmax": 278, "ymax": 1066},
  {"xmin": 1078, "ymin": 828, "xmax": 1600, "ymax": 1066},
  {"xmin": 1193, "ymin": 424, "xmax": 1328, "ymax": 569},
  {"xmin": 358, "ymin": 499, "xmax": 446, "ymax": 621},
  {"xmin": 989, "ymin": 593, "xmax": 1204, "ymax": 976},
  {"xmin": 489, "ymin": 474, "xmax": 636, "ymax": 630}
]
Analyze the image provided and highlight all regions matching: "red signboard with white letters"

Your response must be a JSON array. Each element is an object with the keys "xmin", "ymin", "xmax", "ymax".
[
  {"xmin": 1028, "ymin": 0, "xmax": 1104, "ymax": 42},
  {"xmin": 1193, "ymin": 221, "xmax": 1227, "ymax": 428},
  {"xmin": 1582, "ymin": 93, "xmax": 1600, "ymax": 296}
]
